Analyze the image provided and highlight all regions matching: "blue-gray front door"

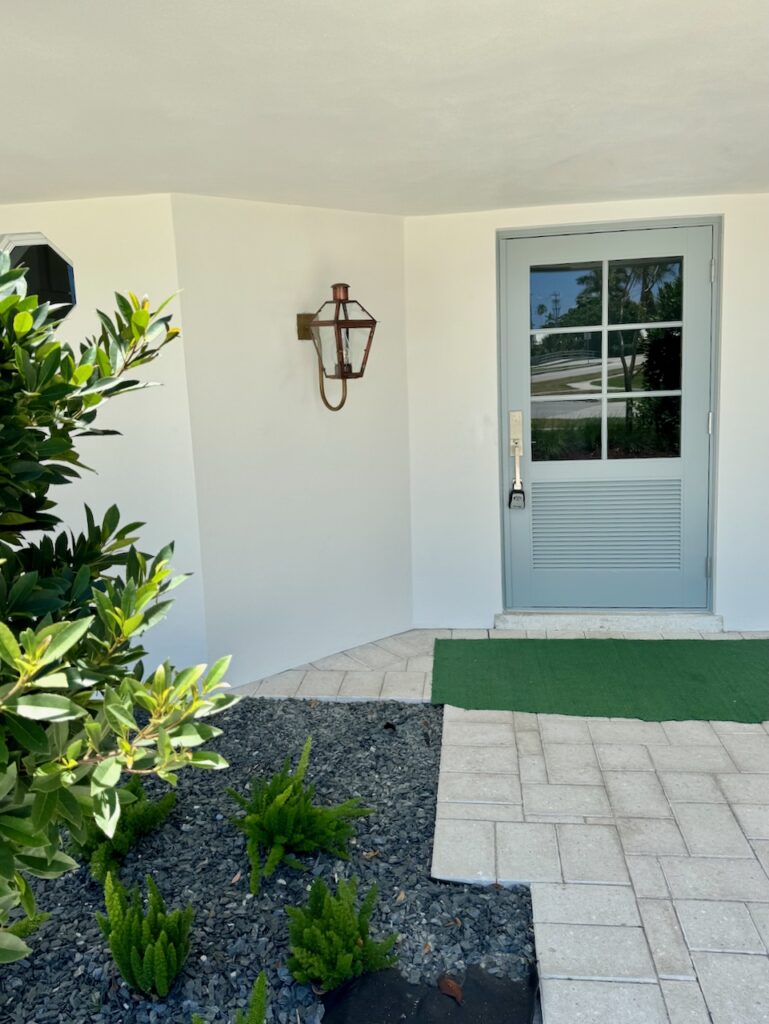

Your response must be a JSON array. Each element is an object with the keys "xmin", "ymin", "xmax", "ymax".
[{"xmin": 500, "ymin": 224, "xmax": 714, "ymax": 609}]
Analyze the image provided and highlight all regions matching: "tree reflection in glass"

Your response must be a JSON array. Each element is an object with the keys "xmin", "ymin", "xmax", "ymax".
[
  {"xmin": 607, "ymin": 328, "xmax": 682, "ymax": 392},
  {"xmin": 530, "ymin": 263, "xmax": 601, "ymax": 329},
  {"xmin": 609, "ymin": 258, "xmax": 682, "ymax": 324},
  {"xmin": 607, "ymin": 397, "xmax": 681, "ymax": 458},
  {"xmin": 610, "ymin": 260, "xmax": 684, "ymax": 403}
]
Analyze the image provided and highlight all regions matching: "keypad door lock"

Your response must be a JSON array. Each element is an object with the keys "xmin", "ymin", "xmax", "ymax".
[{"xmin": 508, "ymin": 410, "xmax": 525, "ymax": 510}]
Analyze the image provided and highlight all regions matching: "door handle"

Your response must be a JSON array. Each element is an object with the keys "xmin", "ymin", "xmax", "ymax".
[
  {"xmin": 509, "ymin": 410, "xmax": 523, "ymax": 457},
  {"xmin": 508, "ymin": 411, "xmax": 525, "ymax": 509}
]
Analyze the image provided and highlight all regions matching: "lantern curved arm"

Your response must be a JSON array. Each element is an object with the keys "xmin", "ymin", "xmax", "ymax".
[{"xmin": 316, "ymin": 347, "xmax": 348, "ymax": 411}]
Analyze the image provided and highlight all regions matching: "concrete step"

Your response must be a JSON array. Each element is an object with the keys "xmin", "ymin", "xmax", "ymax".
[{"xmin": 494, "ymin": 611, "xmax": 724, "ymax": 633}]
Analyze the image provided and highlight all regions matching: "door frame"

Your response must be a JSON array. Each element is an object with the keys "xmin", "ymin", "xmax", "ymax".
[{"xmin": 496, "ymin": 215, "xmax": 723, "ymax": 612}]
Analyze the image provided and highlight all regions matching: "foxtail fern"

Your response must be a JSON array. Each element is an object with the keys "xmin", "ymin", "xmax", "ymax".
[
  {"xmin": 287, "ymin": 877, "xmax": 397, "ymax": 992},
  {"xmin": 191, "ymin": 971, "xmax": 268, "ymax": 1023},
  {"xmin": 227, "ymin": 736, "xmax": 372, "ymax": 893},
  {"xmin": 235, "ymin": 971, "xmax": 268, "ymax": 1023},
  {"xmin": 97, "ymin": 873, "xmax": 193, "ymax": 997}
]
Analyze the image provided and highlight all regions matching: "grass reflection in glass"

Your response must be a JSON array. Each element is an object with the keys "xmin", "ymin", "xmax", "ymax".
[{"xmin": 531, "ymin": 400, "xmax": 602, "ymax": 461}]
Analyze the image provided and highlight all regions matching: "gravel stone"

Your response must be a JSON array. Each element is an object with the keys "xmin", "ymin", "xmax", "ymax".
[{"xmin": 0, "ymin": 699, "xmax": 534, "ymax": 1023}]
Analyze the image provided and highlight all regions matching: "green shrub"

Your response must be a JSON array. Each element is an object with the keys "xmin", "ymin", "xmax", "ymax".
[
  {"xmin": 287, "ymin": 876, "xmax": 397, "ymax": 992},
  {"xmin": 0, "ymin": 256, "xmax": 237, "ymax": 962},
  {"xmin": 97, "ymin": 872, "xmax": 193, "ymax": 997},
  {"xmin": 71, "ymin": 776, "xmax": 177, "ymax": 882},
  {"xmin": 190, "ymin": 972, "xmax": 268, "ymax": 1024},
  {"xmin": 228, "ymin": 737, "xmax": 372, "ymax": 894}
]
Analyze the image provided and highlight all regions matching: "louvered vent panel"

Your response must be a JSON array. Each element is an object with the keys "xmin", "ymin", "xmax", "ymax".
[{"xmin": 531, "ymin": 480, "xmax": 682, "ymax": 570}]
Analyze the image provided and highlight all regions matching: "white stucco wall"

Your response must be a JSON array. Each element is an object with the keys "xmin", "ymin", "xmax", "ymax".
[
  {"xmin": 404, "ymin": 194, "xmax": 769, "ymax": 631},
  {"xmin": 170, "ymin": 195, "xmax": 412, "ymax": 684},
  {"xmin": 0, "ymin": 195, "xmax": 208, "ymax": 668},
  {"xmin": 2, "ymin": 190, "xmax": 764, "ymax": 686}
]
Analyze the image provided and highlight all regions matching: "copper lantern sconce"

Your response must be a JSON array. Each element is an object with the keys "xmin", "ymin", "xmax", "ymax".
[{"xmin": 297, "ymin": 283, "xmax": 377, "ymax": 411}]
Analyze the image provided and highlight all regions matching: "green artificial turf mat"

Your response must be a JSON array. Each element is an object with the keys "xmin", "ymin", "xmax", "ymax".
[{"xmin": 432, "ymin": 639, "xmax": 769, "ymax": 722}]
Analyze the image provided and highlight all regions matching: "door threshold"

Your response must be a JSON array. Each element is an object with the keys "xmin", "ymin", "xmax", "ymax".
[{"xmin": 494, "ymin": 610, "xmax": 723, "ymax": 633}]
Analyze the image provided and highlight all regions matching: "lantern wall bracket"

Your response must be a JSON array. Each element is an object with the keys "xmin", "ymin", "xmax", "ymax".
[{"xmin": 296, "ymin": 313, "xmax": 314, "ymax": 341}]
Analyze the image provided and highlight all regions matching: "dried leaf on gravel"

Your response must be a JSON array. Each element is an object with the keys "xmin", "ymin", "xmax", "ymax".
[{"xmin": 438, "ymin": 975, "xmax": 464, "ymax": 1005}]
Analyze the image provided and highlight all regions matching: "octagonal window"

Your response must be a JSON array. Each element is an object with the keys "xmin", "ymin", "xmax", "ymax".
[{"xmin": 9, "ymin": 241, "xmax": 76, "ymax": 318}]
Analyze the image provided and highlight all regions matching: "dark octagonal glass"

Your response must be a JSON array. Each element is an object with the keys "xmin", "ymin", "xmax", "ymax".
[{"xmin": 10, "ymin": 242, "xmax": 76, "ymax": 318}]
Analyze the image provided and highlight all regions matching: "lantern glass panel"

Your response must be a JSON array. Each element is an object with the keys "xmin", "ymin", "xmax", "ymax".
[
  {"xmin": 340, "ymin": 300, "xmax": 368, "ymax": 319},
  {"xmin": 313, "ymin": 300, "xmax": 337, "ymax": 322},
  {"xmin": 312, "ymin": 324, "xmax": 371, "ymax": 378},
  {"xmin": 312, "ymin": 323, "xmax": 339, "ymax": 378},
  {"xmin": 338, "ymin": 325, "xmax": 371, "ymax": 376}
]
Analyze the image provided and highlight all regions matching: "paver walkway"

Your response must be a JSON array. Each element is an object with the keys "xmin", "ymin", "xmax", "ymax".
[{"xmin": 238, "ymin": 628, "xmax": 769, "ymax": 1024}]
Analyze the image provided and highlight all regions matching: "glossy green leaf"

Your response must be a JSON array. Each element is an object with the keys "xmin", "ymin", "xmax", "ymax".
[
  {"xmin": 0, "ymin": 815, "xmax": 49, "ymax": 847},
  {"xmin": 92, "ymin": 788, "xmax": 121, "ymax": 838},
  {"xmin": 0, "ymin": 623, "xmax": 21, "ymax": 668},
  {"xmin": 16, "ymin": 872, "xmax": 37, "ymax": 916},
  {"xmin": 37, "ymin": 616, "xmax": 94, "ymax": 666},
  {"xmin": 15, "ymin": 848, "xmax": 78, "ymax": 878},
  {"xmin": 12, "ymin": 311, "xmax": 34, "ymax": 336},
  {"xmin": 167, "ymin": 723, "xmax": 220, "ymax": 748},
  {"xmin": 55, "ymin": 788, "xmax": 83, "ymax": 829},
  {"xmin": 131, "ymin": 308, "xmax": 150, "ymax": 335},
  {"xmin": 31, "ymin": 764, "xmax": 69, "ymax": 794},
  {"xmin": 0, "ymin": 763, "xmax": 18, "ymax": 802},
  {"xmin": 0, "ymin": 930, "xmax": 31, "ymax": 963},
  {"xmin": 0, "ymin": 841, "xmax": 14, "ymax": 880},
  {"xmin": 157, "ymin": 727, "xmax": 172, "ymax": 762},
  {"xmin": 202, "ymin": 656, "xmax": 231, "ymax": 692},
  {"xmin": 91, "ymin": 756, "xmax": 121, "ymax": 792},
  {"xmin": 31, "ymin": 790, "xmax": 58, "ymax": 830},
  {"xmin": 28, "ymin": 672, "xmax": 68, "ymax": 690},
  {"xmin": 102, "ymin": 504, "xmax": 120, "ymax": 539},
  {"xmin": 195, "ymin": 693, "xmax": 240, "ymax": 718},
  {"xmin": 3, "ymin": 715, "xmax": 49, "ymax": 755},
  {"xmin": 5, "ymin": 694, "xmax": 86, "ymax": 722},
  {"xmin": 187, "ymin": 751, "xmax": 228, "ymax": 770},
  {"xmin": 103, "ymin": 695, "xmax": 137, "ymax": 734},
  {"xmin": 122, "ymin": 613, "xmax": 143, "ymax": 636}
]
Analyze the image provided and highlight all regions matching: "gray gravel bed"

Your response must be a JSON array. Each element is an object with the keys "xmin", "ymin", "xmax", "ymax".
[{"xmin": 0, "ymin": 699, "xmax": 534, "ymax": 1024}]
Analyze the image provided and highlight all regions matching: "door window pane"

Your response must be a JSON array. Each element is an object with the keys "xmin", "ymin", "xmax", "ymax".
[
  {"xmin": 532, "ymin": 400, "xmax": 602, "ymax": 461},
  {"xmin": 531, "ymin": 331, "xmax": 602, "ymax": 395},
  {"xmin": 607, "ymin": 397, "xmax": 681, "ymax": 458},
  {"xmin": 530, "ymin": 262, "xmax": 601, "ymax": 329},
  {"xmin": 608, "ymin": 328, "xmax": 682, "ymax": 392},
  {"xmin": 527, "ymin": 254, "xmax": 686, "ymax": 462},
  {"xmin": 608, "ymin": 257, "xmax": 682, "ymax": 324}
]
